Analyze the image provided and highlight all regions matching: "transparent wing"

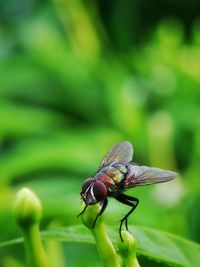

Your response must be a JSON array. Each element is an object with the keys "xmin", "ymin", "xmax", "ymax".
[
  {"xmin": 99, "ymin": 141, "xmax": 133, "ymax": 168},
  {"xmin": 124, "ymin": 165, "xmax": 177, "ymax": 188}
]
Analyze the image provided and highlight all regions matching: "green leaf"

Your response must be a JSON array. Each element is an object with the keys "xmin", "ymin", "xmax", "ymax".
[
  {"xmin": 1, "ymin": 225, "xmax": 199, "ymax": 267},
  {"xmin": 0, "ymin": 237, "xmax": 23, "ymax": 248},
  {"xmin": 130, "ymin": 226, "xmax": 200, "ymax": 267}
]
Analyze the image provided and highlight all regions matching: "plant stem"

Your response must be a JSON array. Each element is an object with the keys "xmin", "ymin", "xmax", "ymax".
[
  {"xmin": 81, "ymin": 204, "xmax": 121, "ymax": 267},
  {"xmin": 92, "ymin": 221, "xmax": 121, "ymax": 267},
  {"xmin": 22, "ymin": 224, "xmax": 49, "ymax": 267},
  {"xmin": 122, "ymin": 255, "xmax": 140, "ymax": 267}
]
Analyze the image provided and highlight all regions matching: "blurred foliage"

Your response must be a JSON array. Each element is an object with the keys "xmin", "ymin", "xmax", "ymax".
[{"xmin": 0, "ymin": 0, "xmax": 200, "ymax": 266}]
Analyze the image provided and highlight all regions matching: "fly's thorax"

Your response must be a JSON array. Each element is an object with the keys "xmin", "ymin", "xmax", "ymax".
[
  {"xmin": 95, "ymin": 173, "xmax": 114, "ymax": 192},
  {"xmin": 95, "ymin": 163, "xmax": 128, "ymax": 194},
  {"xmin": 100, "ymin": 163, "xmax": 127, "ymax": 183}
]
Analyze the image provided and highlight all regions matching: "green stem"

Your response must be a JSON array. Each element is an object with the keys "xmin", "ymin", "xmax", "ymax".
[
  {"xmin": 22, "ymin": 224, "xmax": 49, "ymax": 267},
  {"xmin": 92, "ymin": 221, "xmax": 121, "ymax": 267},
  {"xmin": 81, "ymin": 204, "xmax": 121, "ymax": 267},
  {"xmin": 123, "ymin": 255, "xmax": 140, "ymax": 267}
]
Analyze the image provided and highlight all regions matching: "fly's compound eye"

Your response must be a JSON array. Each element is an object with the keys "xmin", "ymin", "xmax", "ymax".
[
  {"xmin": 93, "ymin": 181, "xmax": 107, "ymax": 202},
  {"xmin": 81, "ymin": 178, "xmax": 95, "ymax": 194}
]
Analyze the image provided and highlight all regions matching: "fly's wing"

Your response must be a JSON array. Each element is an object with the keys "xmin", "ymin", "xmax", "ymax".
[
  {"xmin": 124, "ymin": 165, "xmax": 177, "ymax": 188},
  {"xmin": 99, "ymin": 141, "xmax": 133, "ymax": 168}
]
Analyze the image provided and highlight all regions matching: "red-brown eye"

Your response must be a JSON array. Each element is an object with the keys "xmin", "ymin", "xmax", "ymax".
[
  {"xmin": 93, "ymin": 181, "xmax": 107, "ymax": 202},
  {"xmin": 82, "ymin": 178, "xmax": 94, "ymax": 193}
]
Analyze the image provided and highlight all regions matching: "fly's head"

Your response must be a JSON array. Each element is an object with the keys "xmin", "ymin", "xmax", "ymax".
[{"xmin": 81, "ymin": 178, "xmax": 107, "ymax": 205}]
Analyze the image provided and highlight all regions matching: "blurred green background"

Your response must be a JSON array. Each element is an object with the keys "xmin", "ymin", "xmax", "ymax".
[{"xmin": 0, "ymin": 0, "xmax": 200, "ymax": 266}]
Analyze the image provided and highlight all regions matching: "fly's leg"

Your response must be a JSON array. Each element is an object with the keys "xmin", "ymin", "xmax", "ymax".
[
  {"xmin": 115, "ymin": 194, "xmax": 139, "ymax": 241},
  {"xmin": 92, "ymin": 198, "xmax": 108, "ymax": 228}
]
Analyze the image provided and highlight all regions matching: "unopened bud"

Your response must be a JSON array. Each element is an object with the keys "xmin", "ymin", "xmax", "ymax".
[
  {"xmin": 80, "ymin": 203, "xmax": 101, "ymax": 230},
  {"xmin": 13, "ymin": 188, "xmax": 42, "ymax": 227},
  {"xmin": 117, "ymin": 231, "xmax": 137, "ymax": 256},
  {"xmin": 117, "ymin": 231, "xmax": 140, "ymax": 267}
]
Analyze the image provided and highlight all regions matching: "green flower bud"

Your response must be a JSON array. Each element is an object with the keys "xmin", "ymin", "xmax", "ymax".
[
  {"xmin": 13, "ymin": 188, "xmax": 48, "ymax": 267},
  {"xmin": 80, "ymin": 203, "xmax": 101, "ymax": 229},
  {"xmin": 117, "ymin": 231, "xmax": 140, "ymax": 267},
  {"xmin": 117, "ymin": 230, "xmax": 137, "ymax": 256},
  {"xmin": 13, "ymin": 188, "xmax": 42, "ymax": 228}
]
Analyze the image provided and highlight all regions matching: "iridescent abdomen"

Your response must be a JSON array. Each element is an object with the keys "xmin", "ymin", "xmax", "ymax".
[{"xmin": 95, "ymin": 163, "xmax": 128, "ymax": 195}]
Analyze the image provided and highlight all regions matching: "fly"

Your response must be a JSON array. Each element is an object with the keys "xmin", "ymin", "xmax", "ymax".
[{"xmin": 78, "ymin": 141, "xmax": 177, "ymax": 241}]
